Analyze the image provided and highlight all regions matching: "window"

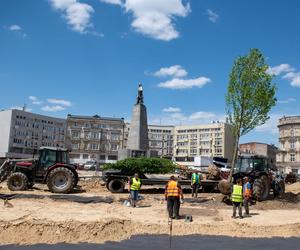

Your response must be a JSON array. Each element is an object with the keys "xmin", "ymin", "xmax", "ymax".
[
  {"xmin": 91, "ymin": 132, "xmax": 100, "ymax": 139},
  {"xmin": 91, "ymin": 144, "xmax": 99, "ymax": 150},
  {"xmin": 111, "ymin": 144, "xmax": 118, "ymax": 151},
  {"xmin": 108, "ymin": 155, "xmax": 117, "ymax": 160},
  {"xmin": 290, "ymin": 153, "xmax": 295, "ymax": 162},
  {"xmin": 72, "ymin": 144, "xmax": 79, "ymax": 150},
  {"xmin": 290, "ymin": 141, "xmax": 295, "ymax": 149},
  {"xmin": 111, "ymin": 133, "xmax": 120, "ymax": 141},
  {"xmin": 72, "ymin": 131, "xmax": 79, "ymax": 139},
  {"xmin": 82, "ymin": 154, "xmax": 89, "ymax": 159},
  {"xmin": 291, "ymin": 169, "xmax": 299, "ymax": 174}
]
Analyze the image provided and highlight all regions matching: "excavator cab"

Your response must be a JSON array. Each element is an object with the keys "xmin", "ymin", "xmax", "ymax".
[{"xmin": 234, "ymin": 155, "xmax": 269, "ymax": 175}]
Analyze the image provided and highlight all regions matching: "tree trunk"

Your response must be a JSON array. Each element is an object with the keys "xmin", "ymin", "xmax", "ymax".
[{"xmin": 229, "ymin": 134, "xmax": 240, "ymax": 182}]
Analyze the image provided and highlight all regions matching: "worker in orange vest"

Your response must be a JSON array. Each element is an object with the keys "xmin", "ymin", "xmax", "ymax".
[
  {"xmin": 165, "ymin": 176, "xmax": 184, "ymax": 219},
  {"xmin": 243, "ymin": 176, "xmax": 252, "ymax": 217}
]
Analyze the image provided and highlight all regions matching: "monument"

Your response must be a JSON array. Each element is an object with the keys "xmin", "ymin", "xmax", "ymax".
[{"xmin": 118, "ymin": 83, "xmax": 156, "ymax": 160}]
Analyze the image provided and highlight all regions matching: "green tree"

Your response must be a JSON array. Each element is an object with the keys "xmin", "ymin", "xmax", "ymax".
[
  {"xmin": 103, "ymin": 157, "xmax": 176, "ymax": 174},
  {"xmin": 226, "ymin": 48, "xmax": 276, "ymax": 180}
]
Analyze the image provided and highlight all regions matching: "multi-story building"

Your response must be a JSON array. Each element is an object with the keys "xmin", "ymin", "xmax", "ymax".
[
  {"xmin": 148, "ymin": 125, "xmax": 174, "ymax": 158},
  {"xmin": 276, "ymin": 116, "xmax": 300, "ymax": 174},
  {"xmin": 66, "ymin": 114, "xmax": 126, "ymax": 164},
  {"xmin": 173, "ymin": 122, "xmax": 235, "ymax": 163},
  {"xmin": 0, "ymin": 109, "xmax": 66, "ymax": 158},
  {"xmin": 239, "ymin": 142, "xmax": 278, "ymax": 168}
]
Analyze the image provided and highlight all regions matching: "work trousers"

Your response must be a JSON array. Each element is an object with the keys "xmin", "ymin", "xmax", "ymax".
[
  {"xmin": 232, "ymin": 202, "xmax": 243, "ymax": 218},
  {"xmin": 167, "ymin": 196, "xmax": 180, "ymax": 218},
  {"xmin": 191, "ymin": 183, "xmax": 200, "ymax": 198},
  {"xmin": 243, "ymin": 198, "xmax": 250, "ymax": 215}
]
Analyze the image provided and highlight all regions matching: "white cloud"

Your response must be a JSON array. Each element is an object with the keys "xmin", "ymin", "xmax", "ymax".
[
  {"xmin": 100, "ymin": 0, "xmax": 122, "ymax": 5},
  {"xmin": 41, "ymin": 105, "xmax": 66, "ymax": 112},
  {"xmin": 158, "ymin": 76, "xmax": 211, "ymax": 89},
  {"xmin": 150, "ymin": 110, "xmax": 224, "ymax": 126},
  {"xmin": 50, "ymin": 0, "xmax": 94, "ymax": 34},
  {"xmin": 10, "ymin": 106, "xmax": 32, "ymax": 112},
  {"xmin": 282, "ymin": 71, "xmax": 300, "ymax": 87},
  {"xmin": 189, "ymin": 111, "xmax": 218, "ymax": 120},
  {"xmin": 9, "ymin": 25, "xmax": 22, "ymax": 31},
  {"xmin": 102, "ymin": 0, "xmax": 190, "ymax": 41},
  {"xmin": 255, "ymin": 114, "xmax": 282, "ymax": 134},
  {"xmin": 154, "ymin": 65, "xmax": 187, "ymax": 78},
  {"xmin": 207, "ymin": 9, "xmax": 219, "ymax": 23},
  {"xmin": 47, "ymin": 98, "xmax": 72, "ymax": 107},
  {"xmin": 266, "ymin": 64, "xmax": 294, "ymax": 76},
  {"xmin": 28, "ymin": 96, "xmax": 42, "ymax": 105},
  {"xmin": 278, "ymin": 97, "xmax": 296, "ymax": 104},
  {"xmin": 162, "ymin": 107, "xmax": 181, "ymax": 113}
]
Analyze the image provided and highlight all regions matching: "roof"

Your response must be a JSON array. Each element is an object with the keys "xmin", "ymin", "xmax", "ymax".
[{"xmin": 67, "ymin": 114, "xmax": 124, "ymax": 122}]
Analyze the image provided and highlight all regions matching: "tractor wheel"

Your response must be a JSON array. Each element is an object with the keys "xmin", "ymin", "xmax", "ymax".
[
  {"xmin": 108, "ymin": 179, "xmax": 125, "ymax": 193},
  {"xmin": 7, "ymin": 172, "xmax": 28, "ymax": 191},
  {"xmin": 47, "ymin": 167, "xmax": 75, "ymax": 194},
  {"xmin": 253, "ymin": 175, "xmax": 270, "ymax": 201}
]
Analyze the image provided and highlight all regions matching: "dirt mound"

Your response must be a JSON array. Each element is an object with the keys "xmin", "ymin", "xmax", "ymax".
[
  {"xmin": 285, "ymin": 182, "xmax": 300, "ymax": 194},
  {"xmin": 1, "ymin": 219, "xmax": 300, "ymax": 245},
  {"xmin": 78, "ymin": 179, "xmax": 107, "ymax": 193}
]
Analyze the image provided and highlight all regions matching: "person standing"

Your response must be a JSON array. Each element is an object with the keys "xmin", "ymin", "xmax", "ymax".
[
  {"xmin": 243, "ymin": 177, "xmax": 252, "ymax": 217},
  {"xmin": 165, "ymin": 176, "xmax": 184, "ymax": 220},
  {"xmin": 191, "ymin": 172, "xmax": 201, "ymax": 198},
  {"xmin": 231, "ymin": 178, "xmax": 243, "ymax": 219},
  {"xmin": 129, "ymin": 173, "xmax": 142, "ymax": 208}
]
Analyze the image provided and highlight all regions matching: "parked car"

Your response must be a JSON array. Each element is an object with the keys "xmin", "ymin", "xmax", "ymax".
[{"xmin": 83, "ymin": 161, "xmax": 98, "ymax": 171}]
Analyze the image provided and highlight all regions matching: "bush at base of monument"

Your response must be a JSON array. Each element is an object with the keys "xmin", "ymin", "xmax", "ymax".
[{"xmin": 103, "ymin": 157, "xmax": 176, "ymax": 174}]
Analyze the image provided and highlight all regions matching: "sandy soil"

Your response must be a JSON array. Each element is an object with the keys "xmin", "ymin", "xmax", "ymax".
[{"xmin": 0, "ymin": 180, "xmax": 300, "ymax": 245}]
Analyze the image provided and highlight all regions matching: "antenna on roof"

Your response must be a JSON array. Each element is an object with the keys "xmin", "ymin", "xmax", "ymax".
[{"xmin": 22, "ymin": 104, "xmax": 27, "ymax": 111}]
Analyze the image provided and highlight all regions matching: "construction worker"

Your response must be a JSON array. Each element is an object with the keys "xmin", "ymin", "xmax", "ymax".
[
  {"xmin": 243, "ymin": 177, "xmax": 252, "ymax": 217},
  {"xmin": 231, "ymin": 178, "xmax": 243, "ymax": 219},
  {"xmin": 191, "ymin": 172, "xmax": 201, "ymax": 198},
  {"xmin": 165, "ymin": 175, "xmax": 184, "ymax": 220},
  {"xmin": 129, "ymin": 173, "xmax": 141, "ymax": 208}
]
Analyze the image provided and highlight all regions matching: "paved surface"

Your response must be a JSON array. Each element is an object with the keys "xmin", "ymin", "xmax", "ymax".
[{"xmin": 1, "ymin": 235, "xmax": 300, "ymax": 250}]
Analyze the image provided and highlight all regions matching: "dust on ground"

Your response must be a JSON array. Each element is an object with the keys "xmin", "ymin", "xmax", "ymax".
[{"xmin": 0, "ymin": 178, "xmax": 300, "ymax": 245}]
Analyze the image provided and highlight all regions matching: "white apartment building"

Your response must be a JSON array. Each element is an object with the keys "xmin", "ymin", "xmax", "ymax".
[
  {"xmin": 277, "ymin": 116, "xmax": 300, "ymax": 174},
  {"xmin": 0, "ymin": 109, "xmax": 66, "ymax": 158},
  {"xmin": 173, "ymin": 122, "xmax": 235, "ymax": 163}
]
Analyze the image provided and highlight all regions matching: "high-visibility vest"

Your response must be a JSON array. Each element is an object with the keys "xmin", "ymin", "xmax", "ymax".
[
  {"xmin": 231, "ymin": 185, "xmax": 243, "ymax": 202},
  {"xmin": 192, "ymin": 173, "xmax": 200, "ymax": 184},
  {"xmin": 130, "ymin": 178, "xmax": 141, "ymax": 191},
  {"xmin": 243, "ymin": 182, "xmax": 252, "ymax": 198},
  {"xmin": 166, "ymin": 180, "xmax": 180, "ymax": 197}
]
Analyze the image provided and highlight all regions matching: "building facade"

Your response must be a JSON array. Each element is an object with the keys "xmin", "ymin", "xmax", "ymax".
[
  {"xmin": 239, "ymin": 142, "xmax": 278, "ymax": 168},
  {"xmin": 0, "ymin": 109, "xmax": 66, "ymax": 158},
  {"xmin": 148, "ymin": 125, "xmax": 174, "ymax": 158},
  {"xmin": 66, "ymin": 114, "xmax": 126, "ymax": 164},
  {"xmin": 276, "ymin": 116, "xmax": 300, "ymax": 174},
  {"xmin": 173, "ymin": 122, "xmax": 235, "ymax": 163}
]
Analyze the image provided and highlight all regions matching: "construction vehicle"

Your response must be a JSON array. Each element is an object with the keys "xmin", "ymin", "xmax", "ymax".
[
  {"xmin": 0, "ymin": 147, "xmax": 78, "ymax": 193},
  {"xmin": 218, "ymin": 155, "xmax": 285, "ymax": 201}
]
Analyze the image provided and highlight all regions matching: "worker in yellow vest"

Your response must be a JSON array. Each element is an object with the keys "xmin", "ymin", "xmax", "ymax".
[
  {"xmin": 231, "ymin": 178, "xmax": 243, "ymax": 219},
  {"xmin": 191, "ymin": 172, "xmax": 201, "ymax": 198},
  {"xmin": 129, "ymin": 173, "xmax": 142, "ymax": 208},
  {"xmin": 165, "ymin": 176, "xmax": 184, "ymax": 219}
]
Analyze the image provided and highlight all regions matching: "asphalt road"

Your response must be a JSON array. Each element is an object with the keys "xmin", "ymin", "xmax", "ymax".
[{"xmin": 1, "ymin": 235, "xmax": 300, "ymax": 250}]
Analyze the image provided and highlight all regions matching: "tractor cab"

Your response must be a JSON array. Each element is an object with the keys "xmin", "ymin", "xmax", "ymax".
[
  {"xmin": 234, "ymin": 155, "xmax": 269, "ymax": 175},
  {"xmin": 37, "ymin": 147, "xmax": 70, "ymax": 173}
]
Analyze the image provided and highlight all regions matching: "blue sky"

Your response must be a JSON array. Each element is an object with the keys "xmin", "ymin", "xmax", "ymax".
[{"xmin": 1, "ymin": 0, "xmax": 300, "ymax": 145}]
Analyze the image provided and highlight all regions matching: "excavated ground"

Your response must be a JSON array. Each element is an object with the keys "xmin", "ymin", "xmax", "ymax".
[{"xmin": 0, "ymin": 177, "xmax": 299, "ymax": 245}]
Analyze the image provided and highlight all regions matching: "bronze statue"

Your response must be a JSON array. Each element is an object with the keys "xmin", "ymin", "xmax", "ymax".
[{"xmin": 136, "ymin": 83, "xmax": 144, "ymax": 104}]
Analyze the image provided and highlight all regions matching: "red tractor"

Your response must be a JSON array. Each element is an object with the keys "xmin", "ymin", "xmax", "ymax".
[{"xmin": 0, "ymin": 147, "xmax": 78, "ymax": 193}]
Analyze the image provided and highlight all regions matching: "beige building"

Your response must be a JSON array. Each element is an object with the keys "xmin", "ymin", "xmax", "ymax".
[
  {"xmin": 67, "ymin": 114, "xmax": 126, "ymax": 164},
  {"xmin": 276, "ymin": 116, "xmax": 300, "ymax": 174},
  {"xmin": 173, "ymin": 122, "xmax": 235, "ymax": 163}
]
